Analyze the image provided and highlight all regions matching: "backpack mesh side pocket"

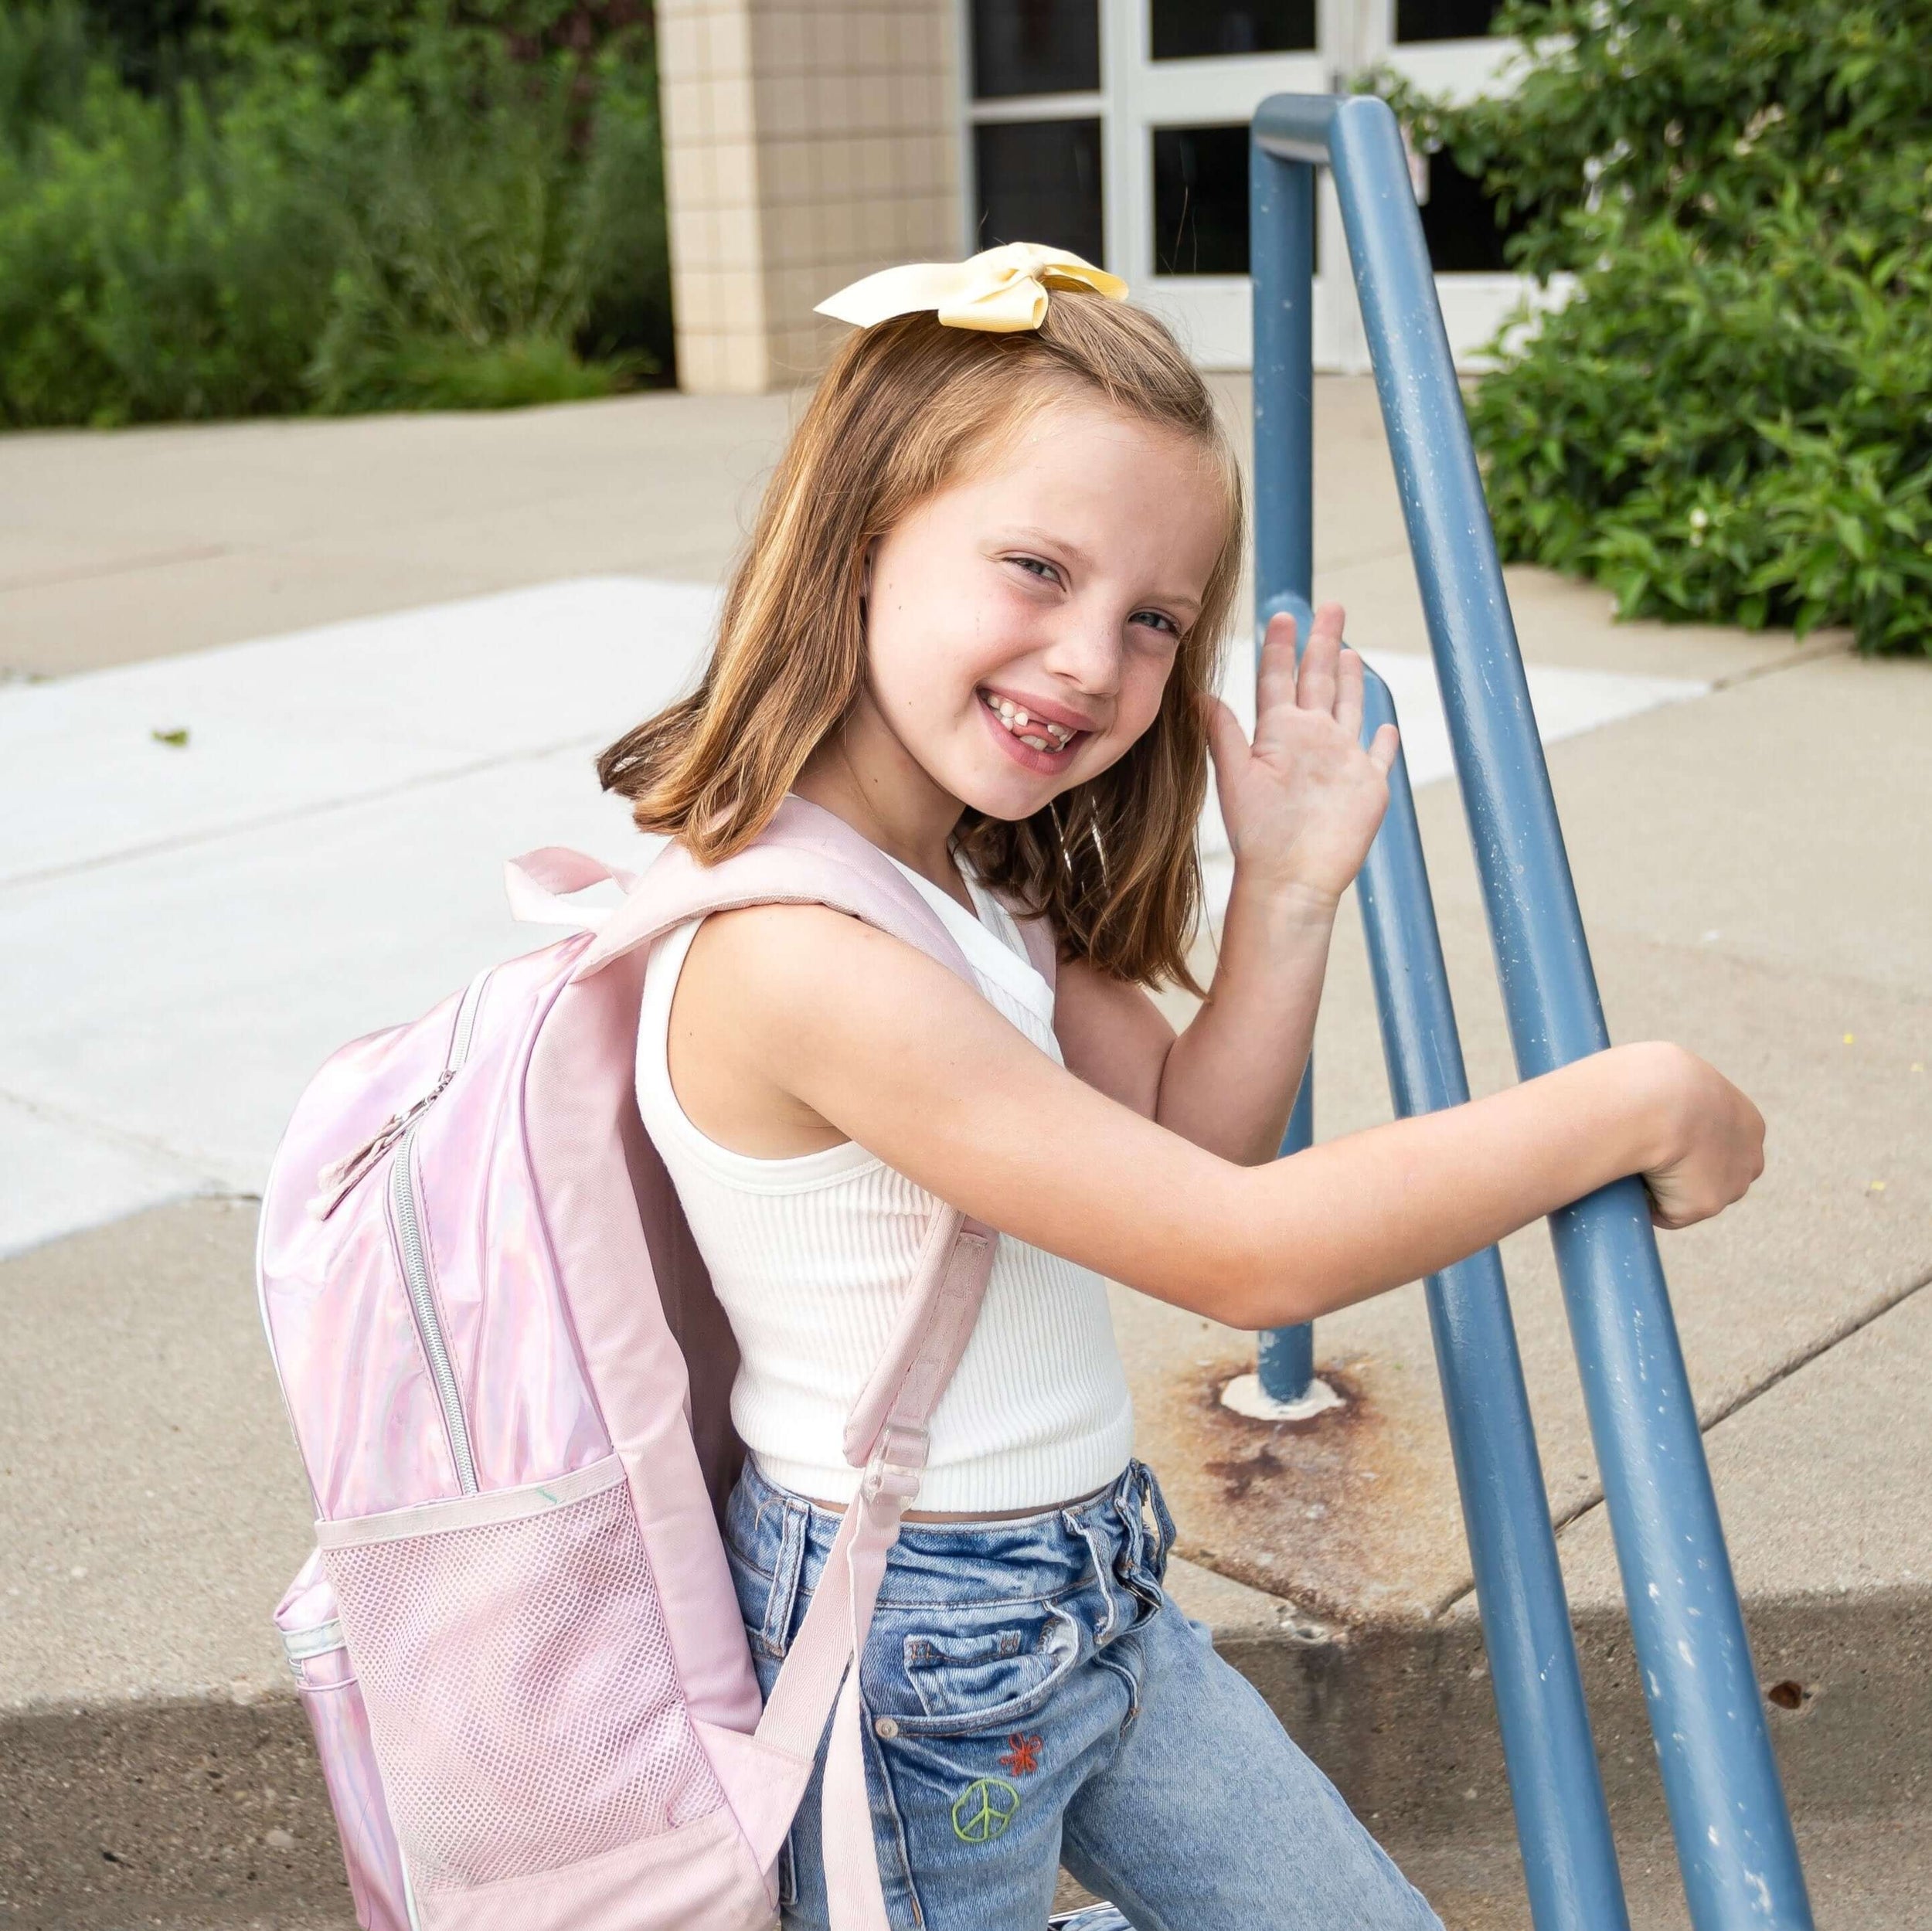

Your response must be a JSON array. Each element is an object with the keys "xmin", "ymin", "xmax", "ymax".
[{"xmin": 318, "ymin": 1457, "xmax": 725, "ymax": 1893}]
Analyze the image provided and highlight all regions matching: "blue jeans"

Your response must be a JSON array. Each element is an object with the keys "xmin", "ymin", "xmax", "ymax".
[{"xmin": 724, "ymin": 1454, "xmax": 1442, "ymax": 1931}]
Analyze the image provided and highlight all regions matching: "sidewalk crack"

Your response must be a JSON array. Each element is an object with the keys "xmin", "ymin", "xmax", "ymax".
[
  {"xmin": 0, "ymin": 1082, "xmax": 226, "ymax": 1181},
  {"xmin": 1432, "ymin": 1260, "xmax": 1932, "ymax": 1620},
  {"xmin": 0, "ymin": 544, "xmax": 233, "ymax": 597},
  {"xmin": 1704, "ymin": 631, "xmax": 1853, "ymax": 691},
  {"xmin": 1667, "ymin": 1260, "xmax": 1932, "ymax": 1446}
]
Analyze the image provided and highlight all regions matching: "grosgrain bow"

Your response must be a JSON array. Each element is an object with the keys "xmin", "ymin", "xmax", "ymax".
[{"xmin": 815, "ymin": 242, "xmax": 1128, "ymax": 335}]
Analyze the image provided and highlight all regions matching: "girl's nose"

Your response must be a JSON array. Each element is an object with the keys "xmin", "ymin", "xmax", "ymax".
[{"xmin": 1039, "ymin": 610, "xmax": 1124, "ymax": 698}]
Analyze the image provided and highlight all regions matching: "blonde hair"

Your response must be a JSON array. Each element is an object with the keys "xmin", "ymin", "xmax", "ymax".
[{"xmin": 597, "ymin": 291, "xmax": 1246, "ymax": 991}]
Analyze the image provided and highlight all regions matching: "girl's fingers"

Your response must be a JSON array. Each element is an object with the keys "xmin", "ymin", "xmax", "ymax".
[
  {"xmin": 1335, "ymin": 644, "xmax": 1365, "ymax": 742},
  {"xmin": 1295, "ymin": 603, "xmax": 1345, "ymax": 717},
  {"xmin": 1367, "ymin": 721, "xmax": 1400, "ymax": 774},
  {"xmin": 1255, "ymin": 613, "xmax": 1298, "ymax": 728}
]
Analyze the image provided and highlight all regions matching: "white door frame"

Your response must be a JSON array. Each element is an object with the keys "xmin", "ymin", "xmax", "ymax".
[
  {"xmin": 955, "ymin": 0, "xmax": 1536, "ymax": 372},
  {"xmin": 1104, "ymin": 0, "xmax": 1335, "ymax": 371}
]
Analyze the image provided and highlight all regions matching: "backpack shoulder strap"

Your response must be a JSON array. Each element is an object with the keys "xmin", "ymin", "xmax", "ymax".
[
  {"xmin": 752, "ymin": 1198, "xmax": 993, "ymax": 1931},
  {"xmin": 556, "ymin": 793, "xmax": 975, "ymax": 990},
  {"xmin": 509, "ymin": 796, "xmax": 1010, "ymax": 1930}
]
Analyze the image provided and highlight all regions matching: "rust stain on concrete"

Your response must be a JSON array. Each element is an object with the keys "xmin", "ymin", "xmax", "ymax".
[{"xmin": 1140, "ymin": 1354, "xmax": 1461, "ymax": 1628}]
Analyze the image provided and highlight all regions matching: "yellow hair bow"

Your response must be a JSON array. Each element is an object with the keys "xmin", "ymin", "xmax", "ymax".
[{"xmin": 815, "ymin": 242, "xmax": 1128, "ymax": 335}]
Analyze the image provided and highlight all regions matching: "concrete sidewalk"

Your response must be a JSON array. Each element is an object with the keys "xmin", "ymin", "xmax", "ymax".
[
  {"xmin": 0, "ymin": 580, "xmax": 1702, "ymax": 1259},
  {"xmin": 0, "ymin": 392, "xmax": 794, "ymax": 679},
  {"xmin": 2, "ymin": 381, "xmax": 1927, "ymax": 1929}
]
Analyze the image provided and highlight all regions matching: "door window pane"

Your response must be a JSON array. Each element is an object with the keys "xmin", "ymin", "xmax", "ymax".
[
  {"xmin": 1396, "ymin": 0, "xmax": 1500, "ymax": 42},
  {"xmin": 971, "ymin": 0, "xmax": 1100, "ymax": 100},
  {"xmin": 974, "ymin": 119, "xmax": 1105, "ymax": 268},
  {"xmin": 1417, "ymin": 149, "xmax": 1531, "ymax": 270},
  {"xmin": 1153, "ymin": 124, "xmax": 1322, "ymax": 276},
  {"xmin": 1150, "ymin": 0, "xmax": 1315, "ymax": 59},
  {"xmin": 1151, "ymin": 124, "xmax": 1248, "ymax": 275}
]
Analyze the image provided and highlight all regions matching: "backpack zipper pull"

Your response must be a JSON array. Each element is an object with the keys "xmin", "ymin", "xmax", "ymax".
[
  {"xmin": 304, "ymin": 965, "xmax": 492, "ymax": 1222},
  {"xmin": 308, "ymin": 1073, "xmax": 452, "ymax": 1221}
]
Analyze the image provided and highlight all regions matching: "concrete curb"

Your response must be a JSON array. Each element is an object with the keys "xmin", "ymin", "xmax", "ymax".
[{"xmin": 5, "ymin": 1584, "xmax": 1924, "ymax": 1929}]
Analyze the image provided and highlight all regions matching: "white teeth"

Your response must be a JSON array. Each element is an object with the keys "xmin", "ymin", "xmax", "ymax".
[{"xmin": 982, "ymin": 690, "xmax": 1076, "ymax": 750}]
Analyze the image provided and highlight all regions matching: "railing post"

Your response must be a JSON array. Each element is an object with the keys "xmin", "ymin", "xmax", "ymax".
[
  {"xmin": 1306, "ymin": 90, "xmax": 1814, "ymax": 1931},
  {"xmin": 1250, "ymin": 124, "xmax": 1315, "ymax": 620},
  {"xmin": 1354, "ymin": 669, "xmax": 1630, "ymax": 1931},
  {"xmin": 1249, "ymin": 123, "xmax": 1318, "ymax": 1406}
]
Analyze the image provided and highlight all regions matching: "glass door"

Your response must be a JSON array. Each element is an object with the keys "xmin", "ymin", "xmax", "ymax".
[
  {"xmin": 1107, "ymin": 0, "xmax": 1337, "ymax": 369},
  {"xmin": 959, "ymin": 0, "xmax": 1335, "ymax": 368},
  {"xmin": 958, "ymin": 1, "xmax": 1536, "ymax": 370},
  {"xmin": 960, "ymin": 2, "xmax": 1109, "ymax": 279}
]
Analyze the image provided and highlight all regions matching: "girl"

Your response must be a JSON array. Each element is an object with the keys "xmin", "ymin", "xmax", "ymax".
[{"xmin": 596, "ymin": 247, "xmax": 1764, "ymax": 1930}]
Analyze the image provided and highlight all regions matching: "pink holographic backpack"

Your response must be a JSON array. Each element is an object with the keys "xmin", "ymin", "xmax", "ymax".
[{"xmin": 258, "ymin": 797, "xmax": 1051, "ymax": 1931}]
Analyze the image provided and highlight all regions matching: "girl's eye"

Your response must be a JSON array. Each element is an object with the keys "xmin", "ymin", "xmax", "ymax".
[
  {"xmin": 1132, "ymin": 609, "xmax": 1182, "ymax": 639},
  {"xmin": 1011, "ymin": 556, "xmax": 1061, "ymax": 584}
]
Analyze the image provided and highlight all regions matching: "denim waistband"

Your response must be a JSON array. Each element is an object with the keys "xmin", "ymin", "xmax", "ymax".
[{"xmin": 726, "ymin": 1453, "xmax": 1175, "ymax": 1620}]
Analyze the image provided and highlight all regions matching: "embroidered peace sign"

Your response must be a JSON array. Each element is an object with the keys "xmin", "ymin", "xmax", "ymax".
[{"xmin": 951, "ymin": 1776, "xmax": 1022, "ymax": 1844}]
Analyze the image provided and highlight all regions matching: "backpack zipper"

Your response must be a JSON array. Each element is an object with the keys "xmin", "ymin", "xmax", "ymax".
[
  {"xmin": 308, "ymin": 968, "xmax": 494, "ymax": 1222},
  {"xmin": 390, "ymin": 1130, "xmax": 479, "ymax": 1495},
  {"xmin": 381, "ymin": 965, "xmax": 492, "ymax": 1496}
]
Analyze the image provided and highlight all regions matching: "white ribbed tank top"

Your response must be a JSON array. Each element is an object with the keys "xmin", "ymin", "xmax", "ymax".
[{"xmin": 634, "ymin": 852, "xmax": 1134, "ymax": 1513}]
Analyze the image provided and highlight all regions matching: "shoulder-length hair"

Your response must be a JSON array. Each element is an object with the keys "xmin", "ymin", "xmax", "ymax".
[{"xmin": 597, "ymin": 290, "xmax": 1246, "ymax": 991}]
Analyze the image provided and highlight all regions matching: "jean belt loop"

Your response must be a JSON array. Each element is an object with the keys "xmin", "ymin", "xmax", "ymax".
[
  {"xmin": 1143, "ymin": 1462, "xmax": 1177, "ymax": 1576},
  {"xmin": 1113, "ymin": 1462, "xmax": 1149, "ymax": 1571},
  {"xmin": 761, "ymin": 1494, "xmax": 810, "ymax": 1657}
]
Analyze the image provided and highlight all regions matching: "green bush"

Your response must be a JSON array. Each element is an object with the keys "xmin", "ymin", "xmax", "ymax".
[
  {"xmin": 0, "ymin": 0, "xmax": 672, "ymax": 426},
  {"xmin": 216, "ymin": 0, "xmax": 657, "ymax": 87},
  {"xmin": 0, "ymin": 62, "xmax": 339, "ymax": 422},
  {"xmin": 1386, "ymin": 0, "xmax": 1932, "ymax": 655},
  {"xmin": 0, "ymin": 2, "xmax": 96, "ymax": 138},
  {"xmin": 302, "ymin": 32, "xmax": 668, "ymax": 411}
]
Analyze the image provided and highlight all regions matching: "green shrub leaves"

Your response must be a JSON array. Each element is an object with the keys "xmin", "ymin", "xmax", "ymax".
[
  {"xmin": 0, "ymin": 1, "xmax": 671, "ymax": 424},
  {"xmin": 1384, "ymin": 0, "xmax": 1932, "ymax": 655}
]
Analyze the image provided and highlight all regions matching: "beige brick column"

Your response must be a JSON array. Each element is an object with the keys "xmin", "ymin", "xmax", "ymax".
[{"xmin": 656, "ymin": 0, "xmax": 965, "ymax": 394}]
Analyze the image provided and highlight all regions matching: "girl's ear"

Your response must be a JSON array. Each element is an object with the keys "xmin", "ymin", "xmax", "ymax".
[{"xmin": 859, "ymin": 536, "xmax": 879, "ymax": 619}]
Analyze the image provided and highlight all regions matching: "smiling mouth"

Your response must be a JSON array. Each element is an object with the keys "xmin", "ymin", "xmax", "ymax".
[{"xmin": 978, "ymin": 688, "xmax": 1082, "ymax": 755}]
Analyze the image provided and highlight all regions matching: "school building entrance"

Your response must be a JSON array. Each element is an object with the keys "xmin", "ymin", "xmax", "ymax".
[
  {"xmin": 965, "ymin": 0, "xmax": 1523, "ymax": 369},
  {"xmin": 655, "ymin": 0, "xmax": 1529, "ymax": 390}
]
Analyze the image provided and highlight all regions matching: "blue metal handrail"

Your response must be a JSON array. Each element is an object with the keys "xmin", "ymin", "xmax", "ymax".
[{"xmin": 1248, "ymin": 92, "xmax": 1812, "ymax": 1931}]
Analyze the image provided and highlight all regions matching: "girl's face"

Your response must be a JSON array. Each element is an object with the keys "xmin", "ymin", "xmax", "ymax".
[{"xmin": 855, "ymin": 393, "xmax": 1228, "ymax": 825}]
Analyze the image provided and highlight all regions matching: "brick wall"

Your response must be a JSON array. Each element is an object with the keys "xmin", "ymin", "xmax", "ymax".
[{"xmin": 657, "ymin": 0, "xmax": 964, "ymax": 392}]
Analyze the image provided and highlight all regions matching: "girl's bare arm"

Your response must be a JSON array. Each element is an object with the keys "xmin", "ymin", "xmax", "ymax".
[
  {"xmin": 673, "ymin": 905, "xmax": 1764, "ymax": 1330},
  {"xmin": 1051, "ymin": 881, "xmax": 1336, "ymax": 1160},
  {"xmin": 1053, "ymin": 610, "xmax": 1396, "ymax": 1163}
]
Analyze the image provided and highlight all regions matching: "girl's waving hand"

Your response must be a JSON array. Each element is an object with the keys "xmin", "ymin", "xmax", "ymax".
[{"xmin": 1201, "ymin": 603, "xmax": 1400, "ymax": 909}]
